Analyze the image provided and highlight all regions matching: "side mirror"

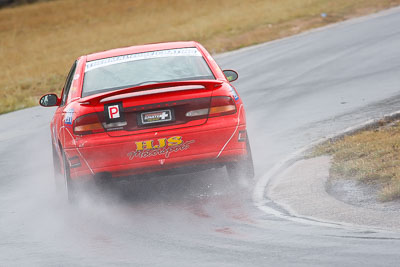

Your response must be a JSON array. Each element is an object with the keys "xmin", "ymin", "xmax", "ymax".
[
  {"xmin": 223, "ymin": 70, "xmax": 238, "ymax": 82},
  {"xmin": 39, "ymin": 94, "xmax": 60, "ymax": 107}
]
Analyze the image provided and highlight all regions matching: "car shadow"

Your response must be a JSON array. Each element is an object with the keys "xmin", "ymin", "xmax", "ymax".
[{"xmin": 79, "ymin": 166, "xmax": 243, "ymax": 206}]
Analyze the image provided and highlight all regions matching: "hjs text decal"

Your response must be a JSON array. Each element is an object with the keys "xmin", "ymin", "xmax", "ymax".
[{"xmin": 127, "ymin": 136, "xmax": 194, "ymax": 159}]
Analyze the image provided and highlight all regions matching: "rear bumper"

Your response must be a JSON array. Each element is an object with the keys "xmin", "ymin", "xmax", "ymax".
[{"xmin": 65, "ymin": 121, "xmax": 247, "ymax": 179}]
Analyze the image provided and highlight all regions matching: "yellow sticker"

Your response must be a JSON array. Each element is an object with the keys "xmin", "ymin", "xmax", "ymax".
[{"xmin": 127, "ymin": 136, "xmax": 194, "ymax": 159}]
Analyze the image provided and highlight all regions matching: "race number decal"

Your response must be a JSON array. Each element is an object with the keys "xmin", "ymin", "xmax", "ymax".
[{"xmin": 64, "ymin": 108, "xmax": 74, "ymax": 125}]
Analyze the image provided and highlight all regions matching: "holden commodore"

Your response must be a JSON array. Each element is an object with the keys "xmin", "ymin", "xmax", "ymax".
[{"xmin": 40, "ymin": 41, "xmax": 254, "ymax": 201}]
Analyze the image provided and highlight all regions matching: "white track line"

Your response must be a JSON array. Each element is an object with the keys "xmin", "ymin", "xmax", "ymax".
[{"xmin": 252, "ymin": 110, "xmax": 400, "ymax": 231}]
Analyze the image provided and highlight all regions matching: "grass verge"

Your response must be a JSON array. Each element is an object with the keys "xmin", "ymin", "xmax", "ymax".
[
  {"xmin": 1, "ymin": 0, "xmax": 400, "ymax": 114},
  {"xmin": 313, "ymin": 120, "xmax": 400, "ymax": 201}
]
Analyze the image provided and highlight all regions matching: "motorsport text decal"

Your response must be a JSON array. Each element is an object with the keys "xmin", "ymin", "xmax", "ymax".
[{"xmin": 127, "ymin": 136, "xmax": 195, "ymax": 159}]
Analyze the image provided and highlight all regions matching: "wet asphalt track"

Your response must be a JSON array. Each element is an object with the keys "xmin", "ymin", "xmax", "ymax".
[{"xmin": 1, "ymin": 7, "xmax": 400, "ymax": 266}]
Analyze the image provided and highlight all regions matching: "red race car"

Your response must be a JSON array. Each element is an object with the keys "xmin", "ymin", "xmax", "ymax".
[{"xmin": 40, "ymin": 41, "xmax": 254, "ymax": 201}]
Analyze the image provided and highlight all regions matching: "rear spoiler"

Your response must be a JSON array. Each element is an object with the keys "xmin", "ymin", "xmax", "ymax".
[{"xmin": 78, "ymin": 80, "xmax": 223, "ymax": 106}]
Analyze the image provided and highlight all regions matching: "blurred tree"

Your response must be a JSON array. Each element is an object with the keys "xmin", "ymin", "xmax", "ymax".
[
  {"xmin": 0, "ymin": 0, "xmax": 13, "ymax": 8},
  {"xmin": 0, "ymin": 0, "xmax": 53, "ymax": 8}
]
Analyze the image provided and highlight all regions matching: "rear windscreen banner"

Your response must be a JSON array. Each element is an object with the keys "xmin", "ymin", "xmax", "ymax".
[{"xmin": 85, "ymin": 48, "xmax": 202, "ymax": 72}]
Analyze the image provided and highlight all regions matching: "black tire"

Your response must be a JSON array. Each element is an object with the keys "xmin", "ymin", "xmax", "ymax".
[
  {"xmin": 62, "ymin": 151, "xmax": 78, "ymax": 203},
  {"xmin": 52, "ymin": 145, "xmax": 64, "ymax": 192},
  {"xmin": 226, "ymin": 137, "xmax": 255, "ymax": 187}
]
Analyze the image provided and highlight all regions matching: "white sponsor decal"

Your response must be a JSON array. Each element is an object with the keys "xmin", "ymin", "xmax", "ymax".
[
  {"xmin": 85, "ymin": 48, "xmax": 202, "ymax": 72},
  {"xmin": 64, "ymin": 108, "xmax": 74, "ymax": 125},
  {"xmin": 141, "ymin": 110, "xmax": 171, "ymax": 124}
]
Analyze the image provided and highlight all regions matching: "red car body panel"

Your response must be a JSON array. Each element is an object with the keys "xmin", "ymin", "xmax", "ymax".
[{"xmin": 46, "ymin": 41, "xmax": 248, "ymax": 181}]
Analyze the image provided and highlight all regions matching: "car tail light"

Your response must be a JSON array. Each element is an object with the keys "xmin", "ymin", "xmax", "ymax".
[
  {"xmin": 73, "ymin": 113, "xmax": 105, "ymax": 135},
  {"xmin": 185, "ymin": 108, "xmax": 209, "ymax": 117},
  {"xmin": 209, "ymin": 96, "xmax": 236, "ymax": 117},
  {"xmin": 185, "ymin": 96, "xmax": 236, "ymax": 118}
]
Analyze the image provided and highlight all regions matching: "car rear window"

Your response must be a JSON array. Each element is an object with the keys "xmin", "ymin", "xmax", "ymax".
[{"xmin": 82, "ymin": 47, "xmax": 215, "ymax": 97}]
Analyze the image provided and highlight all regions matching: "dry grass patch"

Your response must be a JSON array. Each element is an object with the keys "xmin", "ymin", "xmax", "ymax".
[
  {"xmin": 314, "ymin": 120, "xmax": 400, "ymax": 201},
  {"xmin": 1, "ymin": 0, "xmax": 400, "ymax": 114}
]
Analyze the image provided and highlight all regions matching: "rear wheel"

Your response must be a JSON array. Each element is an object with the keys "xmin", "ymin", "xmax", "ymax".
[
  {"xmin": 226, "ymin": 137, "xmax": 255, "ymax": 187},
  {"xmin": 62, "ymin": 151, "xmax": 78, "ymax": 203},
  {"xmin": 52, "ymin": 145, "xmax": 64, "ymax": 192}
]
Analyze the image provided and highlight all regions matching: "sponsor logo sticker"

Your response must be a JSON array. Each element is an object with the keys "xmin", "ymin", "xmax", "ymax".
[
  {"xmin": 64, "ymin": 109, "xmax": 74, "ymax": 125},
  {"xmin": 127, "ymin": 136, "xmax": 195, "ymax": 159},
  {"xmin": 140, "ymin": 109, "xmax": 172, "ymax": 125},
  {"xmin": 229, "ymin": 85, "xmax": 239, "ymax": 101}
]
